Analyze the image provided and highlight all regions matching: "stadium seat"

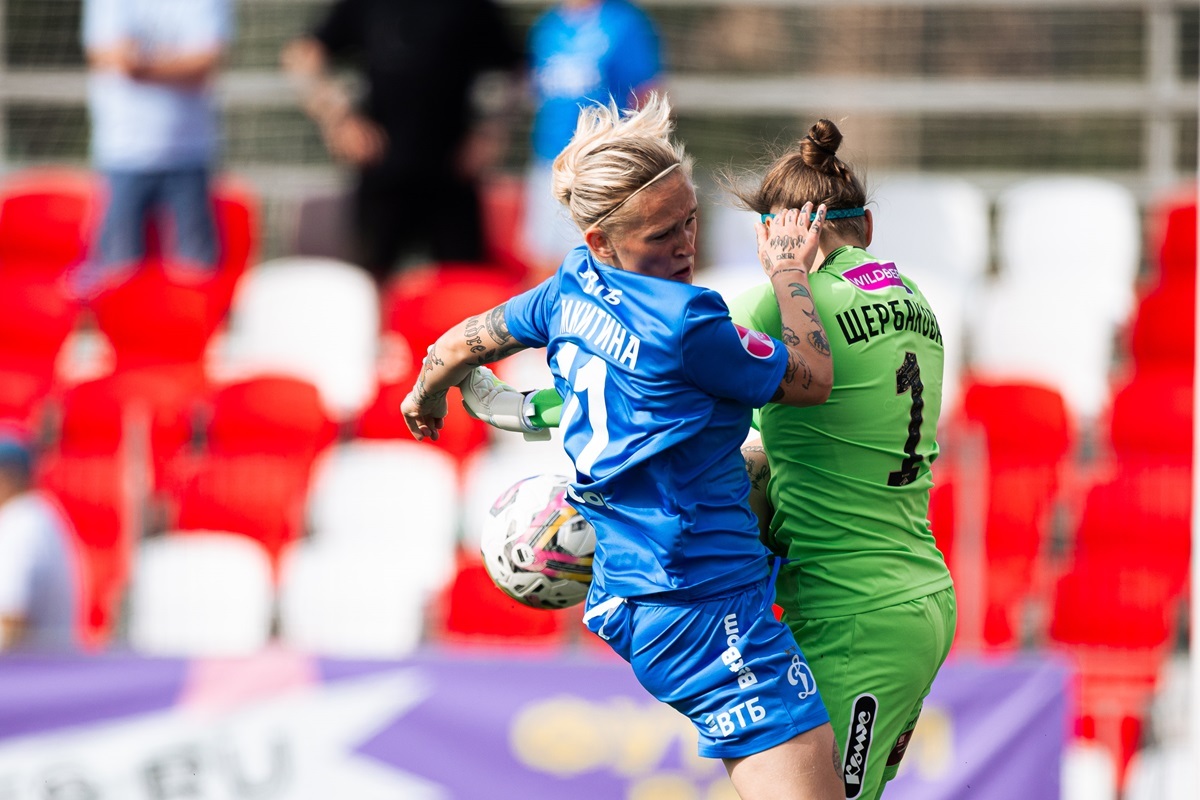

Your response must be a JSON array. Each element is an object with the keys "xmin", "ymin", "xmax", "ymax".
[
  {"xmin": 1106, "ymin": 368, "xmax": 1192, "ymax": 464},
  {"xmin": 276, "ymin": 540, "xmax": 427, "ymax": 658},
  {"xmin": 53, "ymin": 371, "xmax": 201, "ymax": 490},
  {"xmin": 432, "ymin": 548, "xmax": 575, "ymax": 648},
  {"xmin": 973, "ymin": 177, "xmax": 1141, "ymax": 421},
  {"xmin": 214, "ymin": 256, "xmax": 381, "ymax": 420},
  {"xmin": 65, "ymin": 179, "xmax": 260, "ymax": 447},
  {"xmin": 959, "ymin": 379, "xmax": 1075, "ymax": 648},
  {"xmin": 35, "ymin": 449, "xmax": 133, "ymax": 650},
  {"xmin": 1124, "ymin": 285, "xmax": 1193, "ymax": 377},
  {"xmin": 354, "ymin": 379, "xmax": 494, "ymax": 467},
  {"xmin": 169, "ymin": 375, "xmax": 338, "ymax": 562},
  {"xmin": 0, "ymin": 167, "xmax": 98, "ymax": 279},
  {"xmin": 127, "ymin": 531, "xmax": 275, "ymax": 656},
  {"xmin": 306, "ymin": 438, "xmax": 460, "ymax": 595},
  {"xmin": 203, "ymin": 374, "xmax": 338, "ymax": 459},
  {"xmin": 1144, "ymin": 182, "xmax": 1196, "ymax": 294},
  {"xmin": 0, "ymin": 270, "xmax": 82, "ymax": 426},
  {"xmin": 869, "ymin": 174, "xmax": 991, "ymax": 296},
  {"xmin": 1047, "ymin": 556, "xmax": 1182, "ymax": 787},
  {"xmin": 480, "ymin": 174, "xmax": 537, "ymax": 278},
  {"xmin": 995, "ymin": 177, "xmax": 1140, "ymax": 327}
]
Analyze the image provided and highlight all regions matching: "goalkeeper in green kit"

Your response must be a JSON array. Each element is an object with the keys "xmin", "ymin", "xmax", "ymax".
[{"xmin": 461, "ymin": 118, "xmax": 956, "ymax": 800}]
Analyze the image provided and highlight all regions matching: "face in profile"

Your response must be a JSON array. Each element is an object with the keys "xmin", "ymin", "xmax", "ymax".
[{"xmin": 602, "ymin": 170, "xmax": 698, "ymax": 284}]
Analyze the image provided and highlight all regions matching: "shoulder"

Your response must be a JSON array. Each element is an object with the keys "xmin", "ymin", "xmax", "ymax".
[{"xmin": 0, "ymin": 494, "xmax": 65, "ymax": 545}]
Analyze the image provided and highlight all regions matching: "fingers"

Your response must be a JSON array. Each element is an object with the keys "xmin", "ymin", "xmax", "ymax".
[{"xmin": 757, "ymin": 202, "xmax": 828, "ymax": 277}]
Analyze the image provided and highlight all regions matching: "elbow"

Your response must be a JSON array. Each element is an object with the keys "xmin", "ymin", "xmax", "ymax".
[{"xmin": 773, "ymin": 355, "xmax": 833, "ymax": 407}]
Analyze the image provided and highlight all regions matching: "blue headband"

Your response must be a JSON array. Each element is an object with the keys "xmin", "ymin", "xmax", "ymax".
[{"xmin": 761, "ymin": 207, "xmax": 866, "ymax": 223}]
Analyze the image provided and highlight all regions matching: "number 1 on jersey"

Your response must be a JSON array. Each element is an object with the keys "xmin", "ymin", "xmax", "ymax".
[{"xmin": 888, "ymin": 351, "xmax": 925, "ymax": 487}]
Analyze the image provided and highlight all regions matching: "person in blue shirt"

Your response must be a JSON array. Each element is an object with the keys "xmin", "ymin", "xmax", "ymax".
[
  {"xmin": 75, "ymin": 0, "xmax": 232, "ymax": 297},
  {"xmin": 521, "ymin": 0, "xmax": 662, "ymax": 275},
  {"xmin": 402, "ymin": 93, "xmax": 843, "ymax": 800}
]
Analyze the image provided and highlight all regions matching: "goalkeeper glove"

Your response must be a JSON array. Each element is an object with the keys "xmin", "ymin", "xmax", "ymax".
[{"xmin": 458, "ymin": 366, "xmax": 551, "ymax": 442}]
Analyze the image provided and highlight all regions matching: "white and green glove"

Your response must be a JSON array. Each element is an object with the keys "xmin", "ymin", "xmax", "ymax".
[{"xmin": 458, "ymin": 366, "xmax": 551, "ymax": 442}]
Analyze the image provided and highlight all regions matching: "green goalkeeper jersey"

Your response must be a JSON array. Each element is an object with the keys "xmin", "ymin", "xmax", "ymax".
[{"xmin": 728, "ymin": 245, "xmax": 953, "ymax": 619}]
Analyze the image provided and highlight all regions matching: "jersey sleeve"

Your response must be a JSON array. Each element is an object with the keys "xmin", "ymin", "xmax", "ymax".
[
  {"xmin": 609, "ymin": 8, "xmax": 661, "ymax": 98},
  {"xmin": 503, "ymin": 274, "xmax": 559, "ymax": 349},
  {"xmin": 681, "ymin": 290, "xmax": 787, "ymax": 408}
]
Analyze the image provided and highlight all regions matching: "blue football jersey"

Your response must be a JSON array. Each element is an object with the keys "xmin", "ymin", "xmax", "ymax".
[{"xmin": 504, "ymin": 246, "xmax": 789, "ymax": 600}]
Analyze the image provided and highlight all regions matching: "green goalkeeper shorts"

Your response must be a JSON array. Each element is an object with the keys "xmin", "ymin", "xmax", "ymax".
[{"xmin": 785, "ymin": 585, "xmax": 957, "ymax": 800}]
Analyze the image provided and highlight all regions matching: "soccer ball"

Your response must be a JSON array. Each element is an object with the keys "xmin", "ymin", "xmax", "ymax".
[{"xmin": 481, "ymin": 474, "xmax": 595, "ymax": 609}]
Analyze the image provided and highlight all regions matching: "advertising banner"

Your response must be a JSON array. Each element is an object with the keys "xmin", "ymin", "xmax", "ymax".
[{"xmin": 0, "ymin": 648, "xmax": 1069, "ymax": 800}]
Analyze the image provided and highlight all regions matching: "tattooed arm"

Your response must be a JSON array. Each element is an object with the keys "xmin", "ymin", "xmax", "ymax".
[
  {"xmin": 756, "ymin": 203, "xmax": 834, "ymax": 407},
  {"xmin": 742, "ymin": 438, "xmax": 781, "ymax": 552},
  {"xmin": 401, "ymin": 303, "xmax": 530, "ymax": 442}
]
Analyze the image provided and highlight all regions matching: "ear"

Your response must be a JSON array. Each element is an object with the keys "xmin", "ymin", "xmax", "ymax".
[
  {"xmin": 584, "ymin": 226, "xmax": 616, "ymax": 263},
  {"xmin": 863, "ymin": 208, "xmax": 874, "ymax": 247}
]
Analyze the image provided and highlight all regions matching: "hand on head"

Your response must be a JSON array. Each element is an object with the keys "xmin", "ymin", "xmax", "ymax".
[{"xmin": 755, "ymin": 202, "xmax": 827, "ymax": 279}]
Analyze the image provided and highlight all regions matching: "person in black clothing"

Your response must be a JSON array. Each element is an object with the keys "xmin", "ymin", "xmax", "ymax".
[{"xmin": 282, "ymin": 0, "xmax": 525, "ymax": 284}]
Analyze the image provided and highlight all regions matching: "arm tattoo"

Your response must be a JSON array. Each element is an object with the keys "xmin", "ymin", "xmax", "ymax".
[
  {"xmin": 463, "ymin": 310, "xmax": 522, "ymax": 366},
  {"xmin": 783, "ymin": 352, "xmax": 813, "ymax": 390},
  {"xmin": 781, "ymin": 325, "xmax": 801, "ymax": 347},
  {"xmin": 788, "ymin": 282, "xmax": 811, "ymax": 299},
  {"xmin": 743, "ymin": 448, "xmax": 770, "ymax": 492},
  {"xmin": 808, "ymin": 326, "xmax": 831, "ymax": 357},
  {"xmin": 484, "ymin": 306, "xmax": 513, "ymax": 346}
]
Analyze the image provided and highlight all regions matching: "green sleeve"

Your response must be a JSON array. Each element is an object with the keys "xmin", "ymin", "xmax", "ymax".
[{"xmin": 528, "ymin": 388, "xmax": 564, "ymax": 428}]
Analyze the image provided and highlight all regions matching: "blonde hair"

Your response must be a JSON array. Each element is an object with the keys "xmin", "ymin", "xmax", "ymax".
[{"xmin": 551, "ymin": 92, "xmax": 693, "ymax": 233}]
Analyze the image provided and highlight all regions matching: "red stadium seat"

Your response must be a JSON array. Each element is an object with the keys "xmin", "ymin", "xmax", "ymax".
[
  {"xmin": 432, "ymin": 548, "xmax": 573, "ymax": 648},
  {"xmin": 173, "ymin": 454, "xmax": 311, "ymax": 566},
  {"xmin": 35, "ymin": 448, "xmax": 134, "ymax": 649},
  {"xmin": 0, "ymin": 167, "xmax": 98, "ymax": 278},
  {"xmin": 204, "ymin": 375, "xmax": 338, "ymax": 459},
  {"xmin": 168, "ymin": 375, "xmax": 337, "ymax": 563},
  {"xmin": 960, "ymin": 379, "xmax": 1075, "ymax": 648},
  {"xmin": 0, "ymin": 271, "xmax": 81, "ymax": 426},
  {"xmin": 1106, "ymin": 369, "xmax": 1193, "ymax": 463},
  {"xmin": 88, "ymin": 177, "xmax": 260, "ymax": 367},
  {"xmin": 355, "ymin": 379, "xmax": 492, "ymax": 467},
  {"xmin": 1070, "ymin": 469, "xmax": 1190, "ymax": 599},
  {"xmin": 1048, "ymin": 558, "xmax": 1182, "ymax": 786},
  {"xmin": 1125, "ymin": 286, "xmax": 1194, "ymax": 377},
  {"xmin": 1144, "ymin": 182, "xmax": 1196, "ymax": 294},
  {"xmin": 480, "ymin": 175, "xmax": 536, "ymax": 278},
  {"xmin": 380, "ymin": 261, "xmax": 529, "ymax": 358}
]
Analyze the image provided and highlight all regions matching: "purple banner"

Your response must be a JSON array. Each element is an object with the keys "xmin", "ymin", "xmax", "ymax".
[{"xmin": 0, "ymin": 648, "xmax": 1069, "ymax": 799}]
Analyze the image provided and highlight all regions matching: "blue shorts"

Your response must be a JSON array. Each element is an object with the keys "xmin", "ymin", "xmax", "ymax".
[{"xmin": 583, "ymin": 571, "xmax": 830, "ymax": 759}]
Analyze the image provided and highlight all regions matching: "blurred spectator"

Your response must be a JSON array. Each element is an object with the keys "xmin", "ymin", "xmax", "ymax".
[
  {"xmin": 521, "ymin": 0, "xmax": 663, "ymax": 275},
  {"xmin": 71, "ymin": 0, "xmax": 233, "ymax": 299},
  {"xmin": 0, "ymin": 430, "xmax": 81, "ymax": 652},
  {"xmin": 281, "ymin": 0, "xmax": 525, "ymax": 286}
]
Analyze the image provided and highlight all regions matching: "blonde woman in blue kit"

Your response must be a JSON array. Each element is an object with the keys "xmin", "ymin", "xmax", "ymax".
[{"xmin": 403, "ymin": 95, "xmax": 844, "ymax": 800}]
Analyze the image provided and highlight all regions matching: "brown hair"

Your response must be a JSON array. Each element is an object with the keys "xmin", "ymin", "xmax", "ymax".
[{"xmin": 728, "ymin": 118, "xmax": 869, "ymax": 242}]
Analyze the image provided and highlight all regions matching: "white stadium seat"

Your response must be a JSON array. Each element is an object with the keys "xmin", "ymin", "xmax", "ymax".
[
  {"xmin": 276, "ymin": 539, "xmax": 427, "ymax": 658},
  {"xmin": 212, "ymin": 256, "xmax": 381, "ymax": 420},
  {"xmin": 127, "ymin": 531, "xmax": 275, "ymax": 657},
  {"xmin": 306, "ymin": 439, "xmax": 460, "ymax": 596}
]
